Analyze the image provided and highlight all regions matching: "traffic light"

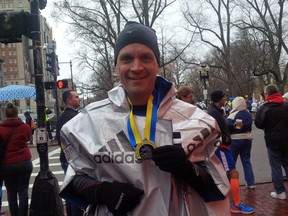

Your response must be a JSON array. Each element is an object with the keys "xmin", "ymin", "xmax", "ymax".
[
  {"xmin": 57, "ymin": 80, "xmax": 68, "ymax": 89},
  {"xmin": 46, "ymin": 51, "xmax": 56, "ymax": 74},
  {"xmin": 0, "ymin": 10, "xmax": 32, "ymax": 43},
  {"xmin": 44, "ymin": 81, "xmax": 55, "ymax": 90}
]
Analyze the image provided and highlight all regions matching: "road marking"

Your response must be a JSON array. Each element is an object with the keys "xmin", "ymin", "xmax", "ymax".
[
  {"xmin": 2, "ymin": 148, "xmax": 63, "ymax": 208},
  {"xmin": 31, "ymin": 170, "xmax": 64, "ymax": 177}
]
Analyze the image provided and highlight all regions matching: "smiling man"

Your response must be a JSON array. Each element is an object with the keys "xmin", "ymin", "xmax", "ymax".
[{"xmin": 59, "ymin": 21, "xmax": 230, "ymax": 216}]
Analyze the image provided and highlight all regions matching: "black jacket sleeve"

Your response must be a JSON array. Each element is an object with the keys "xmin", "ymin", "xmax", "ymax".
[{"xmin": 179, "ymin": 161, "xmax": 226, "ymax": 202}]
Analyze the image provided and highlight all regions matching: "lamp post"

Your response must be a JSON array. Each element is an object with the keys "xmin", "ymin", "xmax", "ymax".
[
  {"xmin": 198, "ymin": 63, "xmax": 210, "ymax": 108},
  {"xmin": 29, "ymin": 1, "xmax": 63, "ymax": 215}
]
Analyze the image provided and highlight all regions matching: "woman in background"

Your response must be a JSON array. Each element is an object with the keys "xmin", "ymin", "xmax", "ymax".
[
  {"xmin": 227, "ymin": 97, "xmax": 255, "ymax": 189},
  {"xmin": 0, "ymin": 103, "xmax": 33, "ymax": 216},
  {"xmin": 176, "ymin": 86, "xmax": 194, "ymax": 104}
]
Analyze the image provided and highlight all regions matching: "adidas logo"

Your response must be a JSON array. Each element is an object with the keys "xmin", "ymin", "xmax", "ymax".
[
  {"xmin": 95, "ymin": 131, "xmax": 140, "ymax": 164},
  {"xmin": 94, "ymin": 126, "xmax": 215, "ymax": 164}
]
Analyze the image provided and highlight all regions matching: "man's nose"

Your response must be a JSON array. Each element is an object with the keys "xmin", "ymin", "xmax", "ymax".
[{"xmin": 131, "ymin": 59, "xmax": 144, "ymax": 71}]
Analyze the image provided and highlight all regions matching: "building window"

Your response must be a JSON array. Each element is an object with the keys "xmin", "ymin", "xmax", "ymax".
[
  {"xmin": 10, "ymin": 67, "xmax": 13, "ymax": 72},
  {"xmin": 4, "ymin": 82, "xmax": 7, "ymax": 86},
  {"xmin": 14, "ymin": 67, "xmax": 17, "ymax": 71},
  {"xmin": 13, "ymin": 51, "xmax": 16, "ymax": 55},
  {"xmin": 16, "ymin": 81, "xmax": 19, "ymax": 85},
  {"xmin": 9, "ymin": 51, "xmax": 12, "ymax": 56}
]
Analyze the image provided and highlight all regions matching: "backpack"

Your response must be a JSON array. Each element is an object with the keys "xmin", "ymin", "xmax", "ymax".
[{"xmin": 31, "ymin": 120, "xmax": 35, "ymax": 129}]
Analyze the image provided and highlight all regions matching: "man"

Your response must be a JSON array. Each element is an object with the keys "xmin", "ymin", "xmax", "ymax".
[
  {"xmin": 45, "ymin": 107, "xmax": 53, "ymax": 140},
  {"xmin": 208, "ymin": 90, "xmax": 255, "ymax": 214},
  {"xmin": 56, "ymin": 90, "xmax": 81, "ymax": 172},
  {"xmin": 59, "ymin": 21, "xmax": 230, "ymax": 216},
  {"xmin": 56, "ymin": 90, "xmax": 81, "ymax": 216},
  {"xmin": 255, "ymin": 84, "xmax": 288, "ymax": 200}
]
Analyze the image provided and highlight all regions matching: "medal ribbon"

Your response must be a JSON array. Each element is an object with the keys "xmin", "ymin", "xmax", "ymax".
[{"xmin": 127, "ymin": 95, "xmax": 158, "ymax": 147}]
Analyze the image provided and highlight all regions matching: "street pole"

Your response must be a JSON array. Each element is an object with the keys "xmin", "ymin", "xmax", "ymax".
[
  {"xmin": 29, "ymin": 1, "xmax": 63, "ymax": 215},
  {"xmin": 199, "ymin": 63, "xmax": 210, "ymax": 109}
]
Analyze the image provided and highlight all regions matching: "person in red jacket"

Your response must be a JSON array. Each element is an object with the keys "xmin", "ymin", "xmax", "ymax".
[{"xmin": 0, "ymin": 103, "xmax": 32, "ymax": 216}]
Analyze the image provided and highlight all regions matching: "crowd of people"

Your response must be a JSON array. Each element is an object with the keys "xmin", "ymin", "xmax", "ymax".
[{"xmin": 1, "ymin": 21, "xmax": 288, "ymax": 216}]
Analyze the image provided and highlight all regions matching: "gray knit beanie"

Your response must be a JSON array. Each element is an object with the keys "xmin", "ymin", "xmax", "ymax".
[{"xmin": 114, "ymin": 21, "xmax": 160, "ymax": 66}]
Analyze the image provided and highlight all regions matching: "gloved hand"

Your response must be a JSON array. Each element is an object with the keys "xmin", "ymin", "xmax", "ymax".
[
  {"xmin": 152, "ymin": 145, "xmax": 188, "ymax": 176},
  {"xmin": 96, "ymin": 181, "xmax": 144, "ymax": 215}
]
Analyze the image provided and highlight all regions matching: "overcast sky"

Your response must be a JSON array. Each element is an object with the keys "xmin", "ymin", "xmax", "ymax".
[{"xmin": 40, "ymin": 0, "xmax": 76, "ymax": 82}]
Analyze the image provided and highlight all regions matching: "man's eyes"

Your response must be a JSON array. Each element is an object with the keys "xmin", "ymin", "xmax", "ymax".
[{"xmin": 119, "ymin": 54, "xmax": 153, "ymax": 62}]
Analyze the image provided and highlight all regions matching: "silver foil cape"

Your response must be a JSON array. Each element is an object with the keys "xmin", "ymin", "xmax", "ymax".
[{"xmin": 60, "ymin": 79, "xmax": 230, "ymax": 216}]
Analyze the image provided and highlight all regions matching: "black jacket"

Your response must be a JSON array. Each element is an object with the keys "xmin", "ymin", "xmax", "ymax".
[
  {"xmin": 254, "ymin": 102, "xmax": 288, "ymax": 149},
  {"xmin": 208, "ymin": 103, "xmax": 231, "ymax": 146},
  {"xmin": 56, "ymin": 107, "xmax": 78, "ymax": 146}
]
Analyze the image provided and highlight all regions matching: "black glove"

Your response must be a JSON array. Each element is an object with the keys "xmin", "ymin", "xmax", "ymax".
[
  {"xmin": 97, "ymin": 181, "xmax": 144, "ymax": 215},
  {"xmin": 152, "ymin": 145, "xmax": 188, "ymax": 176}
]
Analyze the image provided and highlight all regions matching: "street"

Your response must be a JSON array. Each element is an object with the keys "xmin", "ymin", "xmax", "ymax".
[
  {"xmin": 1, "ymin": 144, "xmax": 62, "ymax": 212},
  {"xmin": 1, "ymin": 125, "xmax": 272, "ymax": 212}
]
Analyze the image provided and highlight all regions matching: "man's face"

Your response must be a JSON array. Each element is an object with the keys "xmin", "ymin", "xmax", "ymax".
[
  {"xmin": 219, "ymin": 96, "xmax": 227, "ymax": 107},
  {"xmin": 68, "ymin": 91, "xmax": 81, "ymax": 109},
  {"xmin": 115, "ymin": 43, "xmax": 160, "ymax": 105}
]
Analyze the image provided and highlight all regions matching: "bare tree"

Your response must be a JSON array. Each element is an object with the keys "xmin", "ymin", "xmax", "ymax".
[
  {"xmin": 51, "ymin": 0, "xmax": 179, "ymax": 100},
  {"xmin": 235, "ymin": 0, "xmax": 288, "ymax": 93},
  {"xmin": 181, "ymin": 0, "xmax": 240, "ymax": 96}
]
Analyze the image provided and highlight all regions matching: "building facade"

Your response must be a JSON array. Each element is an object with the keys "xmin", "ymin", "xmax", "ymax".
[{"xmin": 0, "ymin": 0, "xmax": 56, "ymax": 115}]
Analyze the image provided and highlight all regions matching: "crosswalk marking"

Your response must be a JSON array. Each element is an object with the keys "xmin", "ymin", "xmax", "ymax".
[
  {"xmin": 2, "ymin": 182, "xmax": 63, "ymax": 191},
  {"xmin": 2, "ymin": 147, "xmax": 64, "ymax": 208},
  {"xmin": 31, "ymin": 170, "xmax": 64, "ymax": 177}
]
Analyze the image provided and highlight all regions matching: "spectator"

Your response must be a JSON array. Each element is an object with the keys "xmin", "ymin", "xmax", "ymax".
[
  {"xmin": 24, "ymin": 111, "xmax": 35, "ymax": 145},
  {"xmin": 226, "ymin": 96, "xmax": 255, "ymax": 189},
  {"xmin": 0, "ymin": 103, "xmax": 32, "ymax": 216},
  {"xmin": 176, "ymin": 86, "xmax": 194, "ymax": 104},
  {"xmin": 59, "ymin": 21, "xmax": 230, "ymax": 215},
  {"xmin": 45, "ymin": 107, "xmax": 53, "ymax": 140},
  {"xmin": 283, "ymin": 92, "xmax": 288, "ymax": 103},
  {"xmin": 255, "ymin": 84, "xmax": 288, "ymax": 200},
  {"xmin": 208, "ymin": 90, "xmax": 255, "ymax": 214},
  {"xmin": 56, "ymin": 90, "xmax": 82, "ymax": 216}
]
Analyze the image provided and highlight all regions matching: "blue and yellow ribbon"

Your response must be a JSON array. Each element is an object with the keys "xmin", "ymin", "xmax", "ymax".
[{"xmin": 127, "ymin": 95, "xmax": 158, "ymax": 148}]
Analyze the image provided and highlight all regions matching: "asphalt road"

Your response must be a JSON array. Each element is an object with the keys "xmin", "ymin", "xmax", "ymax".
[{"xmin": 236, "ymin": 124, "xmax": 271, "ymax": 185}]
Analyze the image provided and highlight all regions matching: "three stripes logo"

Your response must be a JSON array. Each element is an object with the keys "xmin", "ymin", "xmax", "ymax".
[{"xmin": 94, "ymin": 131, "xmax": 141, "ymax": 164}]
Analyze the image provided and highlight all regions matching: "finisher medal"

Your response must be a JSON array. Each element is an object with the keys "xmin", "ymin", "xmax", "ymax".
[
  {"xmin": 135, "ymin": 140, "xmax": 157, "ymax": 160},
  {"xmin": 127, "ymin": 95, "xmax": 159, "ymax": 160}
]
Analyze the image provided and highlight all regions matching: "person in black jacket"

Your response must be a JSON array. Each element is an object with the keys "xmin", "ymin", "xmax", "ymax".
[
  {"xmin": 208, "ymin": 90, "xmax": 255, "ymax": 214},
  {"xmin": 56, "ymin": 90, "xmax": 81, "ymax": 216},
  {"xmin": 255, "ymin": 84, "xmax": 288, "ymax": 200},
  {"xmin": 24, "ymin": 111, "xmax": 34, "ymax": 145}
]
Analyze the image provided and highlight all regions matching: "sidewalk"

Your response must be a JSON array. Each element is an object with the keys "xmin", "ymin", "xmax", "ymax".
[
  {"xmin": 232, "ymin": 181, "xmax": 288, "ymax": 216},
  {"xmin": 2, "ymin": 181, "xmax": 287, "ymax": 216}
]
